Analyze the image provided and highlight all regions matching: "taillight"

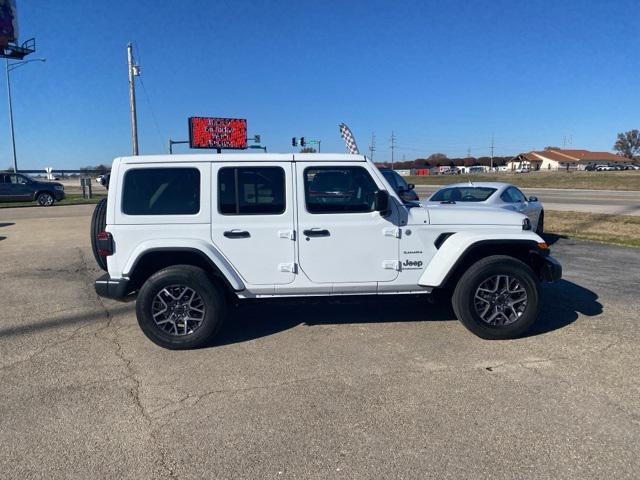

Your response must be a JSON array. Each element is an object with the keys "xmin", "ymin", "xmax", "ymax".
[{"xmin": 96, "ymin": 231, "xmax": 114, "ymax": 256}]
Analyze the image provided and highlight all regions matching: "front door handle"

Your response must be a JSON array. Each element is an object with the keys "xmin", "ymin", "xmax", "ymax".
[
  {"xmin": 224, "ymin": 230, "xmax": 250, "ymax": 238},
  {"xmin": 303, "ymin": 228, "xmax": 330, "ymax": 237}
]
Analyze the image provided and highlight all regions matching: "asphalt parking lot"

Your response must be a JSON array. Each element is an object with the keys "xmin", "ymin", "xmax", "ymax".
[{"xmin": 1, "ymin": 205, "xmax": 639, "ymax": 479}]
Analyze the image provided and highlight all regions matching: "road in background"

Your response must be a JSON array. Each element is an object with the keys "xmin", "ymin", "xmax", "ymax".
[
  {"xmin": 0, "ymin": 206, "xmax": 639, "ymax": 478},
  {"xmin": 415, "ymin": 185, "xmax": 640, "ymax": 216}
]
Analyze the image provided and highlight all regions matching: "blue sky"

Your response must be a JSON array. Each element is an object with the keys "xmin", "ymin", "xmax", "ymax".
[{"xmin": 2, "ymin": 0, "xmax": 638, "ymax": 169}]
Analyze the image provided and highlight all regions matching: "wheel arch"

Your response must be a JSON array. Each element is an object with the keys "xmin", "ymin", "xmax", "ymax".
[
  {"xmin": 419, "ymin": 233, "xmax": 547, "ymax": 289},
  {"xmin": 126, "ymin": 247, "xmax": 245, "ymax": 296}
]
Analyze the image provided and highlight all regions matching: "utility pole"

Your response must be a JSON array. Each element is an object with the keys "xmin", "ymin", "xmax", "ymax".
[
  {"xmin": 467, "ymin": 147, "xmax": 471, "ymax": 159},
  {"xmin": 490, "ymin": 134, "xmax": 494, "ymax": 171},
  {"xmin": 127, "ymin": 43, "xmax": 140, "ymax": 155},
  {"xmin": 390, "ymin": 131, "xmax": 396, "ymax": 169},
  {"xmin": 368, "ymin": 131, "xmax": 376, "ymax": 161}
]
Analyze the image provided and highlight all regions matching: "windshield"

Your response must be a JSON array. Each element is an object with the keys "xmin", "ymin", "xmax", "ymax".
[{"xmin": 430, "ymin": 187, "xmax": 497, "ymax": 202}]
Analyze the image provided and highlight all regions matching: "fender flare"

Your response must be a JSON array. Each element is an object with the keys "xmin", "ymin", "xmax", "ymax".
[
  {"xmin": 123, "ymin": 239, "xmax": 245, "ymax": 292},
  {"xmin": 418, "ymin": 231, "xmax": 545, "ymax": 288}
]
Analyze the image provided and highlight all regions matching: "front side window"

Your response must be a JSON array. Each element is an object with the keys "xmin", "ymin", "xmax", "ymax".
[
  {"xmin": 218, "ymin": 167, "xmax": 285, "ymax": 215},
  {"xmin": 10, "ymin": 174, "xmax": 29, "ymax": 185},
  {"xmin": 122, "ymin": 168, "xmax": 200, "ymax": 215},
  {"xmin": 305, "ymin": 166, "xmax": 378, "ymax": 213}
]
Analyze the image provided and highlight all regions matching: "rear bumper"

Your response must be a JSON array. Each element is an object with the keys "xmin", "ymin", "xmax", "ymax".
[
  {"xmin": 541, "ymin": 255, "xmax": 562, "ymax": 282},
  {"xmin": 95, "ymin": 273, "xmax": 131, "ymax": 300}
]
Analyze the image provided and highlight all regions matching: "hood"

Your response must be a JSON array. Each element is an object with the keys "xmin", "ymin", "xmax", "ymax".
[{"xmin": 416, "ymin": 202, "xmax": 524, "ymax": 226}]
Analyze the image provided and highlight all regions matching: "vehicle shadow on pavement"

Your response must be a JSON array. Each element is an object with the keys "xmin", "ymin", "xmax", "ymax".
[
  {"xmin": 0, "ymin": 222, "xmax": 15, "ymax": 228},
  {"xmin": 213, "ymin": 296, "xmax": 455, "ymax": 347},
  {"xmin": 0, "ymin": 303, "xmax": 135, "ymax": 339},
  {"xmin": 213, "ymin": 280, "xmax": 601, "ymax": 346},
  {"xmin": 525, "ymin": 279, "xmax": 603, "ymax": 337}
]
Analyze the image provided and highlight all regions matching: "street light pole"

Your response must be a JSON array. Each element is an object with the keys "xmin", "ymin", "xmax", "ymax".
[
  {"xmin": 127, "ymin": 43, "xmax": 140, "ymax": 155},
  {"xmin": 5, "ymin": 59, "xmax": 17, "ymax": 173}
]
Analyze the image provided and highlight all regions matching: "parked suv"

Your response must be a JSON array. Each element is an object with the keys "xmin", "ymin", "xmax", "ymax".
[
  {"xmin": 93, "ymin": 154, "xmax": 561, "ymax": 349},
  {"xmin": 0, "ymin": 172, "xmax": 65, "ymax": 206}
]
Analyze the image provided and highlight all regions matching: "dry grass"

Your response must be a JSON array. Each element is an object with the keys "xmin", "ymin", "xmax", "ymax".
[
  {"xmin": 545, "ymin": 211, "xmax": 640, "ymax": 248},
  {"xmin": 406, "ymin": 170, "xmax": 640, "ymax": 191}
]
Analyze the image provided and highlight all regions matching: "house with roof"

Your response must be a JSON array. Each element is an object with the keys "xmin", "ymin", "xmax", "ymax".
[{"xmin": 508, "ymin": 149, "xmax": 626, "ymax": 171}]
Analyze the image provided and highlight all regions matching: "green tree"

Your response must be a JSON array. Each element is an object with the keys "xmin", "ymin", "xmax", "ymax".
[{"xmin": 613, "ymin": 130, "xmax": 640, "ymax": 159}]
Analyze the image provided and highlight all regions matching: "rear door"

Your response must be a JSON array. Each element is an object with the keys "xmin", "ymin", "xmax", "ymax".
[
  {"xmin": 296, "ymin": 162, "xmax": 399, "ymax": 284},
  {"xmin": 211, "ymin": 162, "xmax": 295, "ymax": 285}
]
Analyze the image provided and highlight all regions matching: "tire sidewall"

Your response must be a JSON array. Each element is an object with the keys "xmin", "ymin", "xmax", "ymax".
[
  {"xmin": 453, "ymin": 257, "xmax": 540, "ymax": 339},
  {"xmin": 37, "ymin": 192, "xmax": 54, "ymax": 206},
  {"xmin": 136, "ymin": 266, "xmax": 225, "ymax": 349}
]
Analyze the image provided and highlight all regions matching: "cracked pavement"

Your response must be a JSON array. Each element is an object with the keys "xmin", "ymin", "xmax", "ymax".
[{"xmin": 1, "ymin": 204, "xmax": 639, "ymax": 479}]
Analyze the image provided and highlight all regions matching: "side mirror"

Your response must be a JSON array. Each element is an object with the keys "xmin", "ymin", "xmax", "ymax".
[
  {"xmin": 528, "ymin": 196, "xmax": 538, "ymax": 202},
  {"xmin": 374, "ymin": 190, "xmax": 390, "ymax": 213},
  {"xmin": 407, "ymin": 183, "xmax": 415, "ymax": 190}
]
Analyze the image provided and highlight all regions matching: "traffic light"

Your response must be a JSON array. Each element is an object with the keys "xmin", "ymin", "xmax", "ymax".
[
  {"xmin": 300, "ymin": 137, "xmax": 306, "ymax": 147},
  {"xmin": 292, "ymin": 137, "xmax": 297, "ymax": 147}
]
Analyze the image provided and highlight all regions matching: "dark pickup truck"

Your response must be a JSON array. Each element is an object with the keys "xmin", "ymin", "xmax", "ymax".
[{"xmin": 0, "ymin": 172, "xmax": 65, "ymax": 206}]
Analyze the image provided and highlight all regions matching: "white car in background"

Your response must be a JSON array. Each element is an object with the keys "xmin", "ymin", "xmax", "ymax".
[{"xmin": 425, "ymin": 182, "xmax": 544, "ymax": 234}]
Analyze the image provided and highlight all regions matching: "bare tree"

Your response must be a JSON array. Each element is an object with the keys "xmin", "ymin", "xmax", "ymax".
[{"xmin": 614, "ymin": 130, "xmax": 640, "ymax": 159}]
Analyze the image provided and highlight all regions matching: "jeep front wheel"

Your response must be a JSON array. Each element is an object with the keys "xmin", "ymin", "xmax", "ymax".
[
  {"xmin": 136, "ymin": 265, "xmax": 226, "ymax": 349},
  {"xmin": 452, "ymin": 255, "xmax": 540, "ymax": 339}
]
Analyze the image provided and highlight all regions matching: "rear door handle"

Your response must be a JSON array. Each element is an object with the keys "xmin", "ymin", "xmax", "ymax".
[
  {"xmin": 224, "ymin": 230, "xmax": 250, "ymax": 238},
  {"xmin": 303, "ymin": 229, "xmax": 330, "ymax": 237}
]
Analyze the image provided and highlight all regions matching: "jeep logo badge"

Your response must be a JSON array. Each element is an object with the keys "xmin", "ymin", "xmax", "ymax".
[{"xmin": 402, "ymin": 259, "xmax": 423, "ymax": 269}]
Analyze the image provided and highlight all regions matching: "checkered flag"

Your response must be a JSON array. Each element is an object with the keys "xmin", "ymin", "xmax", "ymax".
[{"xmin": 339, "ymin": 123, "xmax": 360, "ymax": 154}]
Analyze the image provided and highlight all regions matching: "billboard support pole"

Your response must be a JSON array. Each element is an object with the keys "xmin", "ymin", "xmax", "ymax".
[
  {"xmin": 5, "ymin": 59, "xmax": 17, "ymax": 173},
  {"xmin": 127, "ymin": 43, "xmax": 139, "ymax": 155}
]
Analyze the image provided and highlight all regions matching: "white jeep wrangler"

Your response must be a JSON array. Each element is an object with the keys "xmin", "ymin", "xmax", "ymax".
[{"xmin": 93, "ymin": 153, "xmax": 561, "ymax": 349}]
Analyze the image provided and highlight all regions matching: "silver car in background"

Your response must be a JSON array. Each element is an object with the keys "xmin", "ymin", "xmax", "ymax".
[{"xmin": 425, "ymin": 182, "xmax": 544, "ymax": 234}]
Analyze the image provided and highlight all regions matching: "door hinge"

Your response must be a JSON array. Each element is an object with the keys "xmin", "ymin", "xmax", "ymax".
[
  {"xmin": 382, "ymin": 260, "xmax": 401, "ymax": 271},
  {"xmin": 278, "ymin": 262, "xmax": 297, "ymax": 273},
  {"xmin": 278, "ymin": 229, "xmax": 296, "ymax": 240},
  {"xmin": 383, "ymin": 227, "xmax": 401, "ymax": 238}
]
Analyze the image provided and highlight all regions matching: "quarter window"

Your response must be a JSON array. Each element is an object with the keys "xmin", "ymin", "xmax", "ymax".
[
  {"xmin": 122, "ymin": 168, "xmax": 200, "ymax": 215},
  {"xmin": 218, "ymin": 167, "xmax": 285, "ymax": 215},
  {"xmin": 304, "ymin": 166, "xmax": 378, "ymax": 214}
]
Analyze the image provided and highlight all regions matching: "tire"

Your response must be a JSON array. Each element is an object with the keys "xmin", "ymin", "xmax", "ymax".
[
  {"xmin": 452, "ymin": 255, "xmax": 540, "ymax": 340},
  {"xmin": 90, "ymin": 198, "xmax": 108, "ymax": 271},
  {"xmin": 535, "ymin": 210, "xmax": 544, "ymax": 235},
  {"xmin": 136, "ymin": 265, "xmax": 226, "ymax": 349},
  {"xmin": 36, "ymin": 192, "xmax": 55, "ymax": 207}
]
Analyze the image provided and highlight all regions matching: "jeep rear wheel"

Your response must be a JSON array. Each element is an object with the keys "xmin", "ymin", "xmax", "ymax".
[
  {"xmin": 452, "ymin": 255, "xmax": 540, "ymax": 339},
  {"xmin": 136, "ymin": 265, "xmax": 226, "ymax": 349}
]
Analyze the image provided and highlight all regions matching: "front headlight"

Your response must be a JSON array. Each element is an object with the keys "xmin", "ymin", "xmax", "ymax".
[
  {"xmin": 522, "ymin": 217, "xmax": 532, "ymax": 230},
  {"xmin": 54, "ymin": 185, "xmax": 64, "ymax": 191}
]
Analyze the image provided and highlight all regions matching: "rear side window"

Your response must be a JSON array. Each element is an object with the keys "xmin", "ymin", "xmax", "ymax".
[
  {"xmin": 218, "ymin": 167, "xmax": 285, "ymax": 215},
  {"xmin": 122, "ymin": 168, "xmax": 200, "ymax": 215},
  {"xmin": 304, "ymin": 166, "xmax": 378, "ymax": 213}
]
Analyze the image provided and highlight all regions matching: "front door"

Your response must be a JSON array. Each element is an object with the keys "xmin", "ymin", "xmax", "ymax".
[
  {"xmin": 211, "ymin": 162, "xmax": 296, "ymax": 285},
  {"xmin": 296, "ymin": 162, "xmax": 399, "ymax": 284}
]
